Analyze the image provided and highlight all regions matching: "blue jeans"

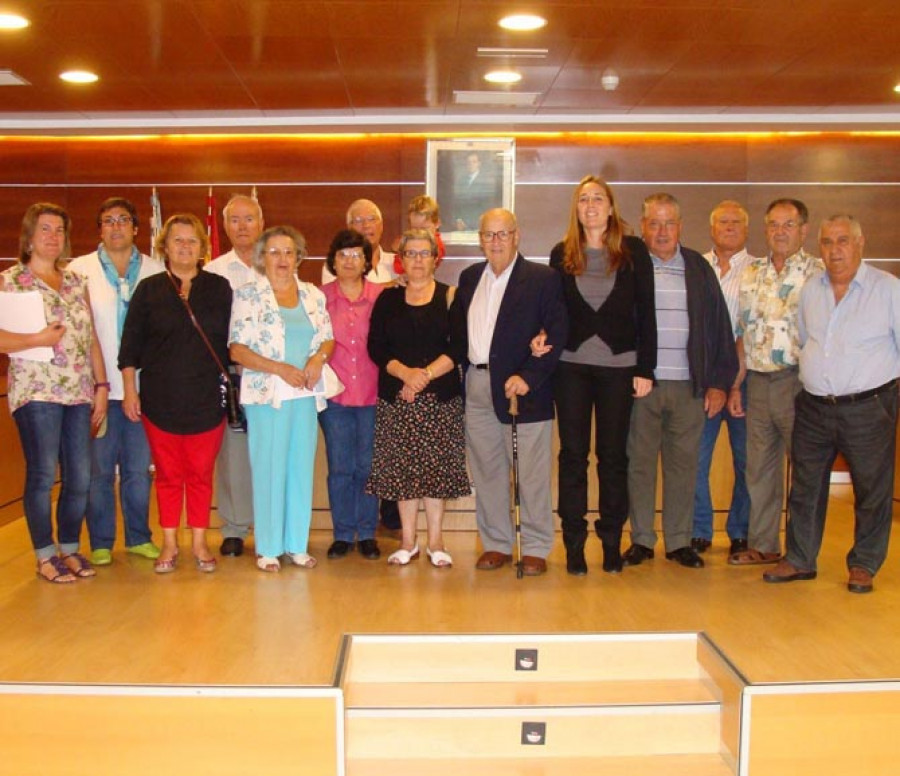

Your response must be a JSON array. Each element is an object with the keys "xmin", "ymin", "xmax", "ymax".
[
  {"xmin": 692, "ymin": 383, "xmax": 749, "ymax": 541},
  {"xmin": 319, "ymin": 402, "xmax": 378, "ymax": 542},
  {"xmin": 13, "ymin": 401, "xmax": 92, "ymax": 559},
  {"xmin": 86, "ymin": 399, "xmax": 153, "ymax": 550}
]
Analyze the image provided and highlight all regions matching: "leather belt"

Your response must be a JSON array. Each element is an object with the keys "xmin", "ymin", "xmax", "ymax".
[
  {"xmin": 472, "ymin": 363, "xmax": 490, "ymax": 370},
  {"xmin": 806, "ymin": 379, "xmax": 897, "ymax": 406}
]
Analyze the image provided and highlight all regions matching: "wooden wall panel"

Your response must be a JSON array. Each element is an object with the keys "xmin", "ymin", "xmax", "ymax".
[
  {"xmin": 0, "ymin": 384, "xmax": 25, "ymax": 527},
  {"xmin": 1, "ymin": 133, "xmax": 898, "ymax": 264},
  {"xmin": 515, "ymin": 135, "xmax": 753, "ymax": 184}
]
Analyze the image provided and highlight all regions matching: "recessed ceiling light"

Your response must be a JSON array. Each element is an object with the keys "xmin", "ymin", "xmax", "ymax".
[
  {"xmin": 60, "ymin": 70, "xmax": 99, "ymax": 84},
  {"xmin": 0, "ymin": 13, "xmax": 29, "ymax": 30},
  {"xmin": 484, "ymin": 70, "xmax": 522, "ymax": 85},
  {"xmin": 499, "ymin": 14, "xmax": 547, "ymax": 32},
  {"xmin": 894, "ymin": 83, "xmax": 900, "ymax": 94},
  {"xmin": 478, "ymin": 47, "xmax": 548, "ymax": 59},
  {"xmin": 601, "ymin": 68, "xmax": 620, "ymax": 91}
]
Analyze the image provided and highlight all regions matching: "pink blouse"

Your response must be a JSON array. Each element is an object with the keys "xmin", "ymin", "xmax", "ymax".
[{"xmin": 321, "ymin": 279, "xmax": 382, "ymax": 407}]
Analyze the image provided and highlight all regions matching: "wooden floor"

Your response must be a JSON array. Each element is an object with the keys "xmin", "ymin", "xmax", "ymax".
[{"xmin": 1, "ymin": 485, "xmax": 898, "ymax": 689}]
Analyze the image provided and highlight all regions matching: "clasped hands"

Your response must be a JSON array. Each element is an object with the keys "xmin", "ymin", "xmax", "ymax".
[{"xmin": 277, "ymin": 356, "xmax": 323, "ymax": 390}]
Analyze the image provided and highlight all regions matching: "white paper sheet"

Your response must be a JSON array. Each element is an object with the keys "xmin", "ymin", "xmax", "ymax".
[
  {"xmin": 272, "ymin": 372, "xmax": 326, "ymax": 401},
  {"xmin": 0, "ymin": 291, "xmax": 54, "ymax": 362}
]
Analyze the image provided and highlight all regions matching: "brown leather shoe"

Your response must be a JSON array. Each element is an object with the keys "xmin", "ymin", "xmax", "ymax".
[
  {"xmin": 521, "ymin": 556, "xmax": 547, "ymax": 576},
  {"xmin": 762, "ymin": 558, "xmax": 816, "ymax": 583},
  {"xmin": 476, "ymin": 551, "xmax": 512, "ymax": 570},
  {"xmin": 848, "ymin": 566, "xmax": 874, "ymax": 594}
]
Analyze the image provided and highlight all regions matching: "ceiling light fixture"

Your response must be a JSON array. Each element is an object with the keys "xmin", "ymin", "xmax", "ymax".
[
  {"xmin": 498, "ymin": 14, "xmax": 547, "ymax": 31},
  {"xmin": 0, "ymin": 13, "xmax": 29, "ymax": 30},
  {"xmin": 477, "ymin": 47, "xmax": 548, "ymax": 60},
  {"xmin": 60, "ymin": 70, "xmax": 99, "ymax": 84},
  {"xmin": 601, "ymin": 68, "xmax": 620, "ymax": 91},
  {"xmin": 894, "ymin": 83, "xmax": 900, "ymax": 94},
  {"xmin": 484, "ymin": 70, "xmax": 522, "ymax": 85}
]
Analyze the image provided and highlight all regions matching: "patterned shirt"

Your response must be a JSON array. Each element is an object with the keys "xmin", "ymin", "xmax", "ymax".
[
  {"xmin": 2, "ymin": 264, "xmax": 95, "ymax": 414},
  {"xmin": 736, "ymin": 249, "xmax": 824, "ymax": 372},
  {"xmin": 229, "ymin": 275, "xmax": 333, "ymax": 411}
]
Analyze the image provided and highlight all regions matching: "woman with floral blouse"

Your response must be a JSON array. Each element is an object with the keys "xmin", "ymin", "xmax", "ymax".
[
  {"xmin": 229, "ymin": 226, "xmax": 334, "ymax": 572},
  {"xmin": 0, "ymin": 203, "xmax": 108, "ymax": 583}
]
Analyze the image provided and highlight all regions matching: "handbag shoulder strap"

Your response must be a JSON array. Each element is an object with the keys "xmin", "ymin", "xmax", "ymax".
[{"xmin": 167, "ymin": 271, "xmax": 231, "ymax": 383}]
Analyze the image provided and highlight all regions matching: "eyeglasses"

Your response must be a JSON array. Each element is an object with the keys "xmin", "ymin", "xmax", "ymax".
[
  {"xmin": 101, "ymin": 215, "xmax": 134, "ymax": 227},
  {"xmin": 349, "ymin": 215, "xmax": 380, "ymax": 226},
  {"xmin": 402, "ymin": 249, "xmax": 433, "ymax": 260},
  {"xmin": 480, "ymin": 229, "xmax": 516, "ymax": 242},
  {"xmin": 266, "ymin": 247, "xmax": 297, "ymax": 259},
  {"xmin": 337, "ymin": 249, "xmax": 364, "ymax": 260},
  {"xmin": 646, "ymin": 220, "xmax": 680, "ymax": 230},
  {"xmin": 766, "ymin": 220, "xmax": 800, "ymax": 231},
  {"xmin": 171, "ymin": 237, "xmax": 200, "ymax": 247}
]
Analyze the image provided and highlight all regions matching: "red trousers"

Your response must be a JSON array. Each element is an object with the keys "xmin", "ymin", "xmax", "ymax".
[{"xmin": 142, "ymin": 417, "xmax": 225, "ymax": 529}]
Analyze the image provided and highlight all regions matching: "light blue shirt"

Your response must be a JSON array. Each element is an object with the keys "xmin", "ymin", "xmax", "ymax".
[
  {"xmin": 651, "ymin": 247, "xmax": 690, "ymax": 381},
  {"xmin": 798, "ymin": 262, "xmax": 900, "ymax": 397}
]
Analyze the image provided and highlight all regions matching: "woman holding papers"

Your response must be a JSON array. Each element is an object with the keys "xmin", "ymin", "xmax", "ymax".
[
  {"xmin": 0, "ymin": 202, "xmax": 108, "ymax": 583},
  {"xmin": 229, "ymin": 226, "xmax": 334, "ymax": 572}
]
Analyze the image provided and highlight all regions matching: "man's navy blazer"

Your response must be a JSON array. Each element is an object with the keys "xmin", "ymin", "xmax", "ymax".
[{"xmin": 451, "ymin": 254, "xmax": 568, "ymax": 425}]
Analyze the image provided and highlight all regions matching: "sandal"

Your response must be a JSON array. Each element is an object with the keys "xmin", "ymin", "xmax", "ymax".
[
  {"xmin": 61, "ymin": 552, "xmax": 96, "ymax": 578},
  {"xmin": 195, "ymin": 555, "xmax": 217, "ymax": 573},
  {"xmin": 426, "ymin": 547, "xmax": 453, "ymax": 568},
  {"xmin": 286, "ymin": 552, "xmax": 317, "ymax": 569},
  {"xmin": 728, "ymin": 548, "xmax": 782, "ymax": 566},
  {"xmin": 388, "ymin": 544, "xmax": 420, "ymax": 566},
  {"xmin": 154, "ymin": 550, "xmax": 178, "ymax": 575},
  {"xmin": 36, "ymin": 556, "xmax": 77, "ymax": 584},
  {"xmin": 256, "ymin": 555, "xmax": 281, "ymax": 573}
]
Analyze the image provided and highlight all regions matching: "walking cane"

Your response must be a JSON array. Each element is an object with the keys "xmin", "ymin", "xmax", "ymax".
[{"xmin": 509, "ymin": 394, "xmax": 524, "ymax": 579}]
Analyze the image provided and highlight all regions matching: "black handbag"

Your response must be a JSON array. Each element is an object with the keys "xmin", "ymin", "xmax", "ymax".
[
  {"xmin": 221, "ymin": 372, "xmax": 246, "ymax": 431},
  {"xmin": 167, "ymin": 272, "xmax": 246, "ymax": 432}
]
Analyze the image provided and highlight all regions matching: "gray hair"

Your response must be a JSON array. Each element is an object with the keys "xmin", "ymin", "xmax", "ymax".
[
  {"xmin": 818, "ymin": 214, "xmax": 863, "ymax": 241},
  {"xmin": 251, "ymin": 225, "xmax": 308, "ymax": 274},
  {"xmin": 223, "ymin": 194, "xmax": 263, "ymax": 221},
  {"xmin": 709, "ymin": 199, "xmax": 749, "ymax": 226},
  {"xmin": 642, "ymin": 193, "xmax": 681, "ymax": 220},
  {"xmin": 345, "ymin": 199, "xmax": 383, "ymax": 225},
  {"xmin": 398, "ymin": 228, "xmax": 438, "ymax": 257}
]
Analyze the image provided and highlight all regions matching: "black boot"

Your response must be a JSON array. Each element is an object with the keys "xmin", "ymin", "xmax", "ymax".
[
  {"xmin": 602, "ymin": 542, "xmax": 623, "ymax": 574},
  {"xmin": 563, "ymin": 531, "xmax": 588, "ymax": 576}
]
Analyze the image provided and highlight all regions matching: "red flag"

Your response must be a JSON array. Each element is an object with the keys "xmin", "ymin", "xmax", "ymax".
[{"xmin": 206, "ymin": 187, "xmax": 220, "ymax": 259}]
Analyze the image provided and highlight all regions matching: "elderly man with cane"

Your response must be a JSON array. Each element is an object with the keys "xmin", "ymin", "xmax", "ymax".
[{"xmin": 451, "ymin": 208, "xmax": 567, "ymax": 576}]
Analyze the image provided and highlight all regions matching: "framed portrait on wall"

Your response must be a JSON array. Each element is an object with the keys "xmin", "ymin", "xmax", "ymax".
[{"xmin": 426, "ymin": 138, "xmax": 515, "ymax": 246}]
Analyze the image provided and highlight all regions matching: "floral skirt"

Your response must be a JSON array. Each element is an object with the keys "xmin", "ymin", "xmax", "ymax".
[{"xmin": 366, "ymin": 393, "xmax": 471, "ymax": 501}]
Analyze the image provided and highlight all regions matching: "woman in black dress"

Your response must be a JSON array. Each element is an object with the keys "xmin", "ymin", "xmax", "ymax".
[{"xmin": 366, "ymin": 229, "xmax": 470, "ymax": 567}]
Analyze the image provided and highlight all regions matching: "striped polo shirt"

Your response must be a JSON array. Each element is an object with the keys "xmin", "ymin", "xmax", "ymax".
[{"xmin": 651, "ymin": 248, "xmax": 690, "ymax": 381}]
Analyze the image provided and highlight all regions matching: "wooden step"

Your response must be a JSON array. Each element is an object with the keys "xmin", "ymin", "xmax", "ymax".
[
  {"xmin": 346, "ymin": 703, "xmax": 722, "ymax": 759},
  {"xmin": 345, "ymin": 678, "xmax": 718, "ymax": 709},
  {"xmin": 347, "ymin": 754, "xmax": 734, "ymax": 776},
  {"xmin": 339, "ymin": 633, "xmax": 706, "ymax": 685}
]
